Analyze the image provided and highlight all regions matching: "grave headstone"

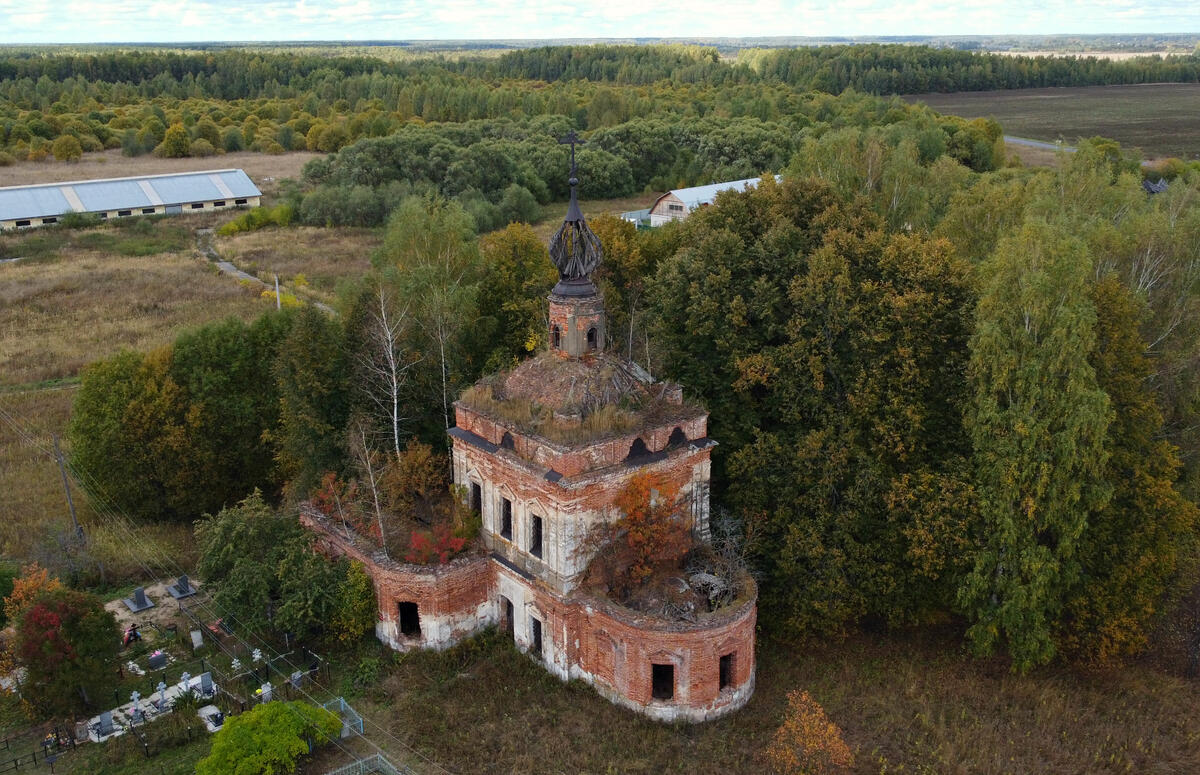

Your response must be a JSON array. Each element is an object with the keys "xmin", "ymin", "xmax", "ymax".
[
  {"xmin": 258, "ymin": 682, "xmax": 272, "ymax": 703},
  {"xmin": 190, "ymin": 629, "xmax": 204, "ymax": 650},
  {"xmin": 96, "ymin": 711, "xmax": 114, "ymax": 737},
  {"xmin": 168, "ymin": 575, "xmax": 196, "ymax": 599},
  {"xmin": 290, "ymin": 670, "xmax": 303, "ymax": 689},
  {"xmin": 199, "ymin": 672, "xmax": 215, "ymax": 698},
  {"xmin": 122, "ymin": 586, "xmax": 154, "ymax": 613},
  {"xmin": 147, "ymin": 651, "xmax": 167, "ymax": 670}
]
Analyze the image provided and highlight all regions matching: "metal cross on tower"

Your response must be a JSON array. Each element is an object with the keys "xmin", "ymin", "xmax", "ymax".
[{"xmin": 559, "ymin": 130, "xmax": 585, "ymax": 181}]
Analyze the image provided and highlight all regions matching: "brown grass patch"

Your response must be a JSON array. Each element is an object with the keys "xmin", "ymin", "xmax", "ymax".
[
  {"xmin": 0, "ymin": 230, "xmax": 268, "ymax": 387},
  {"xmin": 215, "ymin": 225, "xmax": 379, "ymax": 302}
]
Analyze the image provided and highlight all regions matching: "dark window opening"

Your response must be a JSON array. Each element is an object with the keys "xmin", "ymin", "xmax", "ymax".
[
  {"xmin": 586, "ymin": 327, "xmax": 597, "ymax": 350},
  {"xmin": 530, "ymin": 515, "xmax": 543, "ymax": 559},
  {"xmin": 235, "ymin": 198, "xmax": 248, "ymax": 205},
  {"xmin": 190, "ymin": 203, "xmax": 204, "ymax": 210},
  {"xmin": 626, "ymin": 438, "xmax": 649, "ymax": 460},
  {"xmin": 501, "ymin": 597, "xmax": 514, "ymax": 639},
  {"xmin": 500, "ymin": 432, "xmax": 515, "ymax": 450},
  {"xmin": 14, "ymin": 220, "xmax": 30, "ymax": 227},
  {"xmin": 99, "ymin": 213, "xmax": 108, "ymax": 219},
  {"xmin": 117, "ymin": 210, "xmax": 132, "ymax": 217},
  {"xmin": 668, "ymin": 427, "xmax": 688, "ymax": 447},
  {"xmin": 398, "ymin": 601, "xmax": 421, "ymax": 638},
  {"xmin": 141, "ymin": 208, "xmax": 156, "ymax": 214},
  {"xmin": 530, "ymin": 617, "xmax": 543, "ymax": 658},
  {"xmin": 41, "ymin": 217, "xmax": 57, "ymax": 224},
  {"xmin": 213, "ymin": 200, "xmax": 226, "ymax": 207},
  {"xmin": 720, "ymin": 653, "xmax": 735, "ymax": 690},
  {"xmin": 500, "ymin": 498, "xmax": 513, "ymax": 540},
  {"xmin": 470, "ymin": 482, "xmax": 482, "ymax": 514},
  {"xmin": 551, "ymin": 325, "xmax": 561, "ymax": 349},
  {"xmin": 652, "ymin": 663, "xmax": 674, "ymax": 700}
]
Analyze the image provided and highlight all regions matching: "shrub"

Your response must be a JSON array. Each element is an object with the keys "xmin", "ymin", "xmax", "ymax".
[
  {"xmin": 765, "ymin": 690, "xmax": 854, "ymax": 775},
  {"xmin": 0, "ymin": 151, "xmax": 14, "ymax": 166},
  {"xmin": 51, "ymin": 134, "xmax": 82, "ymax": 161},
  {"xmin": 196, "ymin": 700, "xmax": 341, "ymax": 775},
  {"xmin": 405, "ymin": 524, "xmax": 467, "ymax": 565},
  {"xmin": 189, "ymin": 138, "xmax": 217, "ymax": 157}
]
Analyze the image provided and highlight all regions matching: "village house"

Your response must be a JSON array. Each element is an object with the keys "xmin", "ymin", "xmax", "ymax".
[
  {"xmin": 0, "ymin": 169, "xmax": 261, "ymax": 231},
  {"xmin": 302, "ymin": 142, "xmax": 757, "ymax": 723}
]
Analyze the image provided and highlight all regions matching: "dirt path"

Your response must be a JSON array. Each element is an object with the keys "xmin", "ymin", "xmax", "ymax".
[{"xmin": 196, "ymin": 228, "xmax": 334, "ymax": 314}]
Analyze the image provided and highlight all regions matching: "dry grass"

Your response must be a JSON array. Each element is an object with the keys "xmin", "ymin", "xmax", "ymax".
[
  {"xmin": 215, "ymin": 225, "xmax": 379, "ymax": 302},
  {"xmin": 347, "ymin": 627, "xmax": 1200, "ymax": 775},
  {"xmin": 0, "ymin": 388, "xmax": 196, "ymax": 581},
  {"xmin": 0, "ymin": 225, "xmax": 269, "ymax": 387},
  {"xmin": 1, "ymin": 148, "xmax": 321, "ymax": 191}
]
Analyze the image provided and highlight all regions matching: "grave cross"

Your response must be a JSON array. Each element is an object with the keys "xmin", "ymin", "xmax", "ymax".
[
  {"xmin": 180, "ymin": 672, "xmax": 191, "ymax": 693},
  {"xmin": 157, "ymin": 681, "xmax": 167, "ymax": 708}
]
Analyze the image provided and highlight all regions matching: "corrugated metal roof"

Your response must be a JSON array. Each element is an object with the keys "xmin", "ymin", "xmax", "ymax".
[
  {"xmin": 669, "ymin": 176, "xmax": 782, "ymax": 209},
  {"xmin": 0, "ymin": 169, "xmax": 261, "ymax": 221}
]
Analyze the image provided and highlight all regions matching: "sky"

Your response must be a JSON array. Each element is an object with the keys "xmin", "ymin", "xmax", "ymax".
[{"xmin": 1, "ymin": 0, "xmax": 1198, "ymax": 44}]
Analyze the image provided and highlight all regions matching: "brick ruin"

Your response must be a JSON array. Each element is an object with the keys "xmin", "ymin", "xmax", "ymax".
[{"xmin": 302, "ymin": 154, "xmax": 756, "ymax": 722}]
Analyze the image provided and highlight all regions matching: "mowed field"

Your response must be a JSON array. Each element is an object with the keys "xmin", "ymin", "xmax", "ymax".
[{"xmin": 910, "ymin": 83, "xmax": 1200, "ymax": 160}]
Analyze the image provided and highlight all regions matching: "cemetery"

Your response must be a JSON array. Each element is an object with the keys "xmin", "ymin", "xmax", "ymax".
[{"xmin": 0, "ymin": 571, "xmax": 372, "ymax": 773}]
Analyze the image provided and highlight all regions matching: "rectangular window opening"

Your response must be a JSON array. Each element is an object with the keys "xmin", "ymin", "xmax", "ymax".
[
  {"xmin": 15, "ymin": 220, "xmax": 30, "ymax": 227},
  {"xmin": 141, "ymin": 207, "xmax": 156, "ymax": 215},
  {"xmin": 652, "ymin": 663, "xmax": 674, "ymax": 701},
  {"xmin": 213, "ymin": 200, "xmax": 226, "ymax": 207},
  {"xmin": 530, "ymin": 617, "xmax": 543, "ymax": 659},
  {"xmin": 530, "ymin": 515, "xmax": 543, "ymax": 559},
  {"xmin": 234, "ymin": 198, "xmax": 248, "ymax": 205},
  {"xmin": 117, "ymin": 210, "xmax": 131, "ymax": 217},
  {"xmin": 190, "ymin": 203, "xmax": 204, "ymax": 210},
  {"xmin": 470, "ymin": 482, "xmax": 482, "ymax": 514},
  {"xmin": 398, "ymin": 601, "xmax": 421, "ymax": 638},
  {"xmin": 500, "ymin": 498, "xmax": 512, "ymax": 540},
  {"xmin": 99, "ymin": 213, "xmax": 108, "ymax": 219},
  {"xmin": 41, "ymin": 217, "xmax": 57, "ymax": 224},
  {"xmin": 501, "ymin": 596, "xmax": 514, "ymax": 640},
  {"xmin": 719, "ymin": 653, "xmax": 735, "ymax": 690}
]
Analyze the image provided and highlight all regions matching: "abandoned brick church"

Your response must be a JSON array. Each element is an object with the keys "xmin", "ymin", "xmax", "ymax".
[{"xmin": 302, "ymin": 141, "xmax": 756, "ymax": 722}]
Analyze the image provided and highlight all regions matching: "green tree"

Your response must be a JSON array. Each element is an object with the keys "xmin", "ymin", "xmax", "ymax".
[
  {"xmin": 196, "ymin": 700, "xmax": 341, "ymax": 775},
  {"xmin": 274, "ymin": 307, "xmax": 350, "ymax": 495},
  {"xmin": 1060, "ymin": 277, "xmax": 1198, "ymax": 662},
  {"xmin": 477, "ymin": 222, "xmax": 556, "ymax": 369},
  {"xmin": 959, "ymin": 219, "xmax": 1111, "ymax": 671},
  {"xmin": 330, "ymin": 561, "xmax": 377, "ymax": 644},
  {"xmin": 50, "ymin": 134, "xmax": 82, "ymax": 161},
  {"xmin": 155, "ymin": 123, "xmax": 191, "ymax": 158},
  {"xmin": 14, "ymin": 587, "xmax": 119, "ymax": 720}
]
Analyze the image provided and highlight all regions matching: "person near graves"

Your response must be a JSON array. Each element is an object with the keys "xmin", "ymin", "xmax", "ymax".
[{"xmin": 123, "ymin": 623, "xmax": 141, "ymax": 646}]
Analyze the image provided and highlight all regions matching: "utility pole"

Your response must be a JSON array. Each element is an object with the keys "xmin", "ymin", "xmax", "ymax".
[
  {"xmin": 274, "ymin": 275, "xmax": 282, "ymax": 310},
  {"xmin": 52, "ymin": 435, "xmax": 84, "ymax": 542}
]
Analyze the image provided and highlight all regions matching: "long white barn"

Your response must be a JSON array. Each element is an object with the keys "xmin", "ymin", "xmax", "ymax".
[
  {"xmin": 646, "ymin": 175, "xmax": 780, "ymax": 227},
  {"xmin": 0, "ymin": 169, "xmax": 261, "ymax": 231}
]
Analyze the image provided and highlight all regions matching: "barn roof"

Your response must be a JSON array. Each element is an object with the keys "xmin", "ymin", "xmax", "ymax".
[
  {"xmin": 650, "ymin": 175, "xmax": 781, "ymax": 214},
  {"xmin": 0, "ymin": 169, "xmax": 261, "ymax": 221}
]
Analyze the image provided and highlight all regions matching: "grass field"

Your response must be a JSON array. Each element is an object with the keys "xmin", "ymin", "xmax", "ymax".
[
  {"xmin": 911, "ymin": 83, "xmax": 1200, "ymax": 161},
  {"xmin": 0, "ymin": 216, "xmax": 265, "ymax": 576},
  {"xmin": 215, "ymin": 226, "xmax": 380, "ymax": 304},
  {"xmin": 315, "ymin": 627, "xmax": 1200, "ymax": 775}
]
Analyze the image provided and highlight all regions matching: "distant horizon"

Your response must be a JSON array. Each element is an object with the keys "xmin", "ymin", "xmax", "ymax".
[{"xmin": 2, "ymin": 0, "xmax": 1199, "ymax": 46}]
